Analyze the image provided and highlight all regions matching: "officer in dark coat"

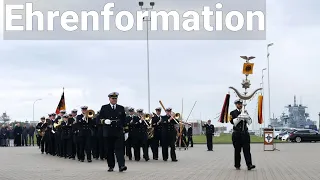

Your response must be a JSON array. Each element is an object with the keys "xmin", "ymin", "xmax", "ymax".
[
  {"xmin": 36, "ymin": 117, "xmax": 47, "ymax": 153},
  {"xmin": 230, "ymin": 99, "xmax": 255, "ymax": 170},
  {"xmin": 70, "ymin": 109, "xmax": 78, "ymax": 160},
  {"xmin": 151, "ymin": 107, "xmax": 162, "ymax": 160},
  {"xmin": 92, "ymin": 111, "xmax": 100, "ymax": 160},
  {"xmin": 99, "ymin": 92, "xmax": 127, "ymax": 172},
  {"xmin": 133, "ymin": 109, "xmax": 149, "ymax": 161},
  {"xmin": 96, "ymin": 110, "xmax": 106, "ymax": 160},
  {"xmin": 49, "ymin": 113, "xmax": 56, "ymax": 155},
  {"xmin": 202, "ymin": 120, "xmax": 214, "ymax": 151},
  {"xmin": 61, "ymin": 114, "xmax": 72, "ymax": 159},
  {"xmin": 28, "ymin": 125, "xmax": 35, "ymax": 146},
  {"xmin": 160, "ymin": 107, "xmax": 178, "ymax": 162},
  {"xmin": 187, "ymin": 123, "xmax": 193, "ymax": 147},
  {"xmin": 54, "ymin": 110, "xmax": 66, "ymax": 157},
  {"xmin": 76, "ymin": 106, "xmax": 93, "ymax": 162},
  {"xmin": 14, "ymin": 123, "xmax": 22, "ymax": 146},
  {"xmin": 124, "ymin": 107, "xmax": 137, "ymax": 160}
]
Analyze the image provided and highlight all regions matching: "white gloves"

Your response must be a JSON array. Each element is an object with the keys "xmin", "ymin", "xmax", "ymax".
[
  {"xmin": 233, "ymin": 118, "xmax": 242, "ymax": 126},
  {"xmin": 51, "ymin": 130, "xmax": 55, "ymax": 134},
  {"xmin": 104, "ymin": 119, "xmax": 111, "ymax": 125},
  {"xmin": 124, "ymin": 133, "xmax": 129, "ymax": 141},
  {"xmin": 139, "ymin": 120, "xmax": 142, "ymax": 123}
]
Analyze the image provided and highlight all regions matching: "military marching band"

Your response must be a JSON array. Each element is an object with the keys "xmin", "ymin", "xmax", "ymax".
[{"xmin": 35, "ymin": 92, "xmax": 187, "ymax": 172}]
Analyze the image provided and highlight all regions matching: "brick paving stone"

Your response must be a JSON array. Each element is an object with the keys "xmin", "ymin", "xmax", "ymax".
[{"xmin": 0, "ymin": 143, "xmax": 319, "ymax": 180}]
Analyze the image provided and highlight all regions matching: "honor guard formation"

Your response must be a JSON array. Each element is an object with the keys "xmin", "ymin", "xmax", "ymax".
[{"xmin": 35, "ymin": 92, "xmax": 191, "ymax": 172}]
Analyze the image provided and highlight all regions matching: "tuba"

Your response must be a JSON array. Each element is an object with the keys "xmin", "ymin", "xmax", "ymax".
[{"xmin": 54, "ymin": 119, "xmax": 63, "ymax": 129}]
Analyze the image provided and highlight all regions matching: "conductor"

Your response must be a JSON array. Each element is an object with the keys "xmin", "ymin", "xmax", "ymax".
[
  {"xmin": 99, "ymin": 92, "xmax": 127, "ymax": 172},
  {"xmin": 230, "ymin": 99, "xmax": 255, "ymax": 170}
]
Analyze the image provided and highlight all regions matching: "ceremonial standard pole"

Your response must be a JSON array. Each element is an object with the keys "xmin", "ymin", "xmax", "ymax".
[
  {"xmin": 262, "ymin": 68, "xmax": 267, "ymax": 127},
  {"xmin": 33, "ymin": 99, "xmax": 42, "ymax": 122},
  {"xmin": 139, "ymin": 1, "xmax": 155, "ymax": 114},
  {"xmin": 267, "ymin": 43, "xmax": 273, "ymax": 126}
]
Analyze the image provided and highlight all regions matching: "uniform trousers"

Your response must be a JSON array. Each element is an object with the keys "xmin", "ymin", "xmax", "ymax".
[
  {"xmin": 78, "ymin": 135, "xmax": 92, "ymax": 161},
  {"xmin": 125, "ymin": 137, "xmax": 132, "ymax": 159},
  {"xmin": 37, "ymin": 135, "xmax": 41, "ymax": 147},
  {"xmin": 161, "ymin": 134, "xmax": 176, "ymax": 160},
  {"xmin": 133, "ymin": 137, "xmax": 148, "ymax": 161},
  {"xmin": 62, "ymin": 138, "xmax": 72, "ymax": 158},
  {"xmin": 55, "ymin": 133, "xmax": 62, "ymax": 156},
  {"xmin": 206, "ymin": 134, "xmax": 213, "ymax": 150},
  {"xmin": 98, "ymin": 137, "xmax": 107, "ymax": 159},
  {"xmin": 91, "ymin": 136, "xmax": 99, "ymax": 159},
  {"xmin": 106, "ymin": 135, "xmax": 125, "ymax": 168},
  {"xmin": 232, "ymin": 131, "xmax": 252, "ymax": 168},
  {"xmin": 151, "ymin": 136, "xmax": 160, "ymax": 159},
  {"xmin": 187, "ymin": 136, "xmax": 193, "ymax": 147}
]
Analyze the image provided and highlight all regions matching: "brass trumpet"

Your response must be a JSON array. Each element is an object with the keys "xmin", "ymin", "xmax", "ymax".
[{"xmin": 85, "ymin": 109, "xmax": 95, "ymax": 119}]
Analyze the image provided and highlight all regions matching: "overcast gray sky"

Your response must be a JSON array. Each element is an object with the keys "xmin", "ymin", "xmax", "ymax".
[{"xmin": 1, "ymin": 0, "xmax": 319, "ymax": 131}]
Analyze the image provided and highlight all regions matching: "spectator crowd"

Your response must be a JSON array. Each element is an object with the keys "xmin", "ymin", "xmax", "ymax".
[{"xmin": 0, "ymin": 123, "xmax": 36, "ymax": 147}]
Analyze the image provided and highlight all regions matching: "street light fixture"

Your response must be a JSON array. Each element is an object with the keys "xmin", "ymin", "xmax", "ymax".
[
  {"xmin": 33, "ymin": 98, "xmax": 42, "ymax": 122},
  {"xmin": 267, "ymin": 43, "xmax": 274, "ymax": 126},
  {"xmin": 139, "ymin": 1, "xmax": 155, "ymax": 114}
]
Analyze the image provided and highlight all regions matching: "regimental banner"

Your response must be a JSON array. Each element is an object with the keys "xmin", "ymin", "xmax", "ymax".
[{"xmin": 263, "ymin": 128, "xmax": 274, "ymax": 151}]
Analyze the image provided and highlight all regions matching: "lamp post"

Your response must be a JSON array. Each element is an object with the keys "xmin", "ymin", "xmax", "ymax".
[
  {"xmin": 267, "ymin": 43, "xmax": 274, "ymax": 126},
  {"xmin": 262, "ymin": 68, "xmax": 267, "ymax": 127},
  {"xmin": 139, "ymin": 1, "xmax": 155, "ymax": 113},
  {"xmin": 33, "ymin": 99, "xmax": 42, "ymax": 122}
]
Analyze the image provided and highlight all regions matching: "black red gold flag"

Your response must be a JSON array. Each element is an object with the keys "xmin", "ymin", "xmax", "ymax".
[
  {"xmin": 219, "ymin": 94, "xmax": 230, "ymax": 123},
  {"xmin": 55, "ymin": 88, "xmax": 66, "ymax": 114},
  {"xmin": 258, "ymin": 95, "xmax": 263, "ymax": 124}
]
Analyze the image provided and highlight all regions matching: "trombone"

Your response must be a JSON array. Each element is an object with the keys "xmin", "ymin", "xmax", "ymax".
[{"xmin": 159, "ymin": 100, "xmax": 180, "ymax": 124}]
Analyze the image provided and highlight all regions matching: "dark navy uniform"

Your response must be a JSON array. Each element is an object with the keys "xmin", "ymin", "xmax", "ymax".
[
  {"xmin": 202, "ymin": 122, "xmax": 214, "ymax": 151},
  {"xmin": 61, "ymin": 115, "xmax": 72, "ymax": 158},
  {"xmin": 54, "ymin": 115, "xmax": 63, "ymax": 157},
  {"xmin": 125, "ymin": 111, "xmax": 137, "ymax": 160},
  {"xmin": 151, "ymin": 111, "xmax": 162, "ymax": 160},
  {"xmin": 99, "ymin": 92, "xmax": 127, "ymax": 172},
  {"xmin": 230, "ymin": 99, "xmax": 255, "ymax": 170},
  {"xmin": 160, "ymin": 109, "xmax": 178, "ymax": 161},
  {"xmin": 91, "ymin": 113, "xmax": 99, "ymax": 160},
  {"xmin": 76, "ymin": 113, "xmax": 93, "ymax": 162},
  {"xmin": 187, "ymin": 125, "xmax": 193, "ymax": 147}
]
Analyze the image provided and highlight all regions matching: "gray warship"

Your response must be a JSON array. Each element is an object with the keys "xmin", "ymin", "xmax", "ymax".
[{"xmin": 269, "ymin": 96, "xmax": 316, "ymax": 129}]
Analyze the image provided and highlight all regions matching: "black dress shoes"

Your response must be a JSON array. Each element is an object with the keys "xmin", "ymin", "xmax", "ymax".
[
  {"xmin": 88, "ymin": 160, "xmax": 92, "ymax": 163},
  {"xmin": 172, "ymin": 159, "xmax": 178, "ymax": 162},
  {"xmin": 235, "ymin": 167, "xmax": 240, "ymax": 170},
  {"xmin": 248, "ymin": 165, "xmax": 256, "ymax": 170},
  {"xmin": 119, "ymin": 166, "xmax": 127, "ymax": 172},
  {"xmin": 108, "ymin": 168, "xmax": 114, "ymax": 172}
]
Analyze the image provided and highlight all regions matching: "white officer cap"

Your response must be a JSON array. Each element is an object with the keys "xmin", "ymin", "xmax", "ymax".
[
  {"xmin": 108, "ymin": 92, "xmax": 119, "ymax": 98},
  {"xmin": 81, "ymin": 106, "xmax": 88, "ymax": 109},
  {"xmin": 60, "ymin": 110, "xmax": 66, "ymax": 113},
  {"xmin": 234, "ymin": 99, "xmax": 243, "ymax": 104},
  {"xmin": 165, "ymin": 107, "xmax": 172, "ymax": 111},
  {"xmin": 71, "ymin": 109, "xmax": 78, "ymax": 113}
]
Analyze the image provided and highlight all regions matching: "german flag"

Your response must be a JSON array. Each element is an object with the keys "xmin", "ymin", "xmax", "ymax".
[
  {"xmin": 219, "ymin": 94, "xmax": 230, "ymax": 123},
  {"xmin": 257, "ymin": 95, "xmax": 263, "ymax": 124},
  {"xmin": 55, "ymin": 88, "xmax": 66, "ymax": 114}
]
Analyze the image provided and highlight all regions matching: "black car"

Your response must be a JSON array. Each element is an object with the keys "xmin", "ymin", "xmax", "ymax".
[{"xmin": 288, "ymin": 129, "xmax": 320, "ymax": 142}]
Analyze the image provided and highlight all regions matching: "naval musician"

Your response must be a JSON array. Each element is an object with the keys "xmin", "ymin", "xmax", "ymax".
[{"xmin": 230, "ymin": 99, "xmax": 256, "ymax": 170}]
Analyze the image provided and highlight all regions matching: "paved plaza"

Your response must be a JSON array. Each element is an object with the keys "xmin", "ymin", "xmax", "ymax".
[{"xmin": 0, "ymin": 143, "xmax": 320, "ymax": 180}]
